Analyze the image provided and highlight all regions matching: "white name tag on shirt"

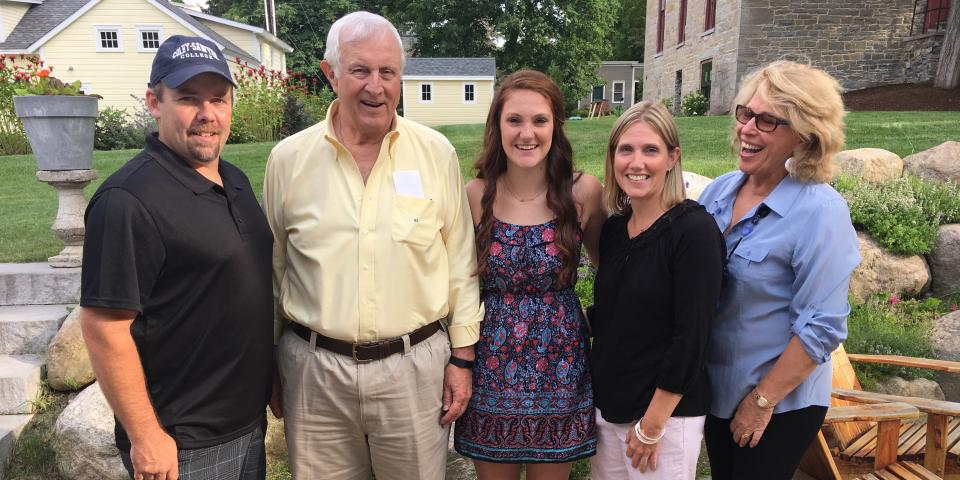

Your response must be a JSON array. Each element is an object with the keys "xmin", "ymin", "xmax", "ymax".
[{"xmin": 393, "ymin": 170, "xmax": 425, "ymax": 198}]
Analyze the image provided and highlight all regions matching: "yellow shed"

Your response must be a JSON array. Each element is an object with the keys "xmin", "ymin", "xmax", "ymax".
[
  {"xmin": 401, "ymin": 57, "xmax": 495, "ymax": 127},
  {"xmin": 0, "ymin": 0, "xmax": 291, "ymax": 111}
]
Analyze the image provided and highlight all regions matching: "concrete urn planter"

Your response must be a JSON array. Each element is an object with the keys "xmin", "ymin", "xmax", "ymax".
[{"xmin": 13, "ymin": 95, "xmax": 98, "ymax": 171}]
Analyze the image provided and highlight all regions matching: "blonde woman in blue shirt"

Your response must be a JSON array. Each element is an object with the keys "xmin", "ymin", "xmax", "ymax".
[{"xmin": 697, "ymin": 61, "xmax": 861, "ymax": 479}]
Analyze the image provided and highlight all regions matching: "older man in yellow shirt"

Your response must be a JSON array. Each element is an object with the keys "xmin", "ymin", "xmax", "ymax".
[{"xmin": 262, "ymin": 10, "xmax": 483, "ymax": 480}]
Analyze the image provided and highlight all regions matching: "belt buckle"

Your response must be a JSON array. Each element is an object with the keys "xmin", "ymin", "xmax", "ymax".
[{"xmin": 352, "ymin": 343, "xmax": 375, "ymax": 363}]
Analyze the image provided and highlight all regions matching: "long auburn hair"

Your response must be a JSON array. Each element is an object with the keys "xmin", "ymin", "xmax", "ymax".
[{"xmin": 474, "ymin": 70, "xmax": 581, "ymax": 286}]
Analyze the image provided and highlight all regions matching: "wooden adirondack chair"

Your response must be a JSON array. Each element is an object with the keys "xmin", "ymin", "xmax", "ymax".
[
  {"xmin": 825, "ymin": 344, "xmax": 960, "ymax": 477},
  {"xmin": 798, "ymin": 402, "xmax": 941, "ymax": 480}
]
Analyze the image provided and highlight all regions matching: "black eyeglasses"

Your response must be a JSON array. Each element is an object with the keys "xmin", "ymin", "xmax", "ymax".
[{"xmin": 735, "ymin": 105, "xmax": 791, "ymax": 133}]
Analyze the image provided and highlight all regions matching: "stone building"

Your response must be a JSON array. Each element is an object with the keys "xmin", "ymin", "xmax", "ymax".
[{"xmin": 643, "ymin": 0, "xmax": 951, "ymax": 114}]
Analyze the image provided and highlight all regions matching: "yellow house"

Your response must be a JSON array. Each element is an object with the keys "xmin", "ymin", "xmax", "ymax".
[
  {"xmin": 401, "ymin": 57, "xmax": 495, "ymax": 127},
  {"xmin": 0, "ymin": 0, "xmax": 292, "ymax": 111}
]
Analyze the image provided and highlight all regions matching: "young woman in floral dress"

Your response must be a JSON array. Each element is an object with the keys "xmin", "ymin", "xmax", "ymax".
[{"xmin": 453, "ymin": 70, "xmax": 605, "ymax": 480}]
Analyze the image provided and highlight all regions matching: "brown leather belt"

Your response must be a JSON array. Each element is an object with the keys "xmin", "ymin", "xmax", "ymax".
[{"xmin": 290, "ymin": 320, "xmax": 443, "ymax": 363}]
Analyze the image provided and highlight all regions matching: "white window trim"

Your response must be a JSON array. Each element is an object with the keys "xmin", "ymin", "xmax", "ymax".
[
  {"xmin": 94, "ymin": 25, "xmax": 123, "ymax": 52},
  {"xmin": 462, "ymin": 82, "xmax": 477, "ymax": 104},
  {"xmin": 612, "ymin": 81, "xmax": 626, "ymax": 104},
  {"xmin": 135, "ymin": 25, "xmax": 163, "ymax": 52},
  {"xmin": 419, "ymin": 82, "xmax": 434, "ymax": 103}
]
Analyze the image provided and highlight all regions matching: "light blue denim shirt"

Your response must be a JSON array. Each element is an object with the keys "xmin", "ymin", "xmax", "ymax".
[{"xmin": 698, "ymin": 171, "xmax": 861, "ymax": 418}]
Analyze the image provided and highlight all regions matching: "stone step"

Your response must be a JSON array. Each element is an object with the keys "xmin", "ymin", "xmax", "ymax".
[
  {"xmin": 0, "ymin": 414, "xmax": 33, "ymax": 479},
  {"xmin": 0, "ymin": 355, "xmax": 43, "ymax": 415},
  {"xmin": 0, "ymin": 263, "xmax": 80, "ymax": 306},
  {"xmin": 0, "ymin": 305, "xmax": 71, "ymax": 355}
]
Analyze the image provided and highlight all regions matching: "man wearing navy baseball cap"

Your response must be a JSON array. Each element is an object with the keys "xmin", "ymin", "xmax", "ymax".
[{"xmin": 80, "ymin": 34, "xmax": 273, "ymax": 480}]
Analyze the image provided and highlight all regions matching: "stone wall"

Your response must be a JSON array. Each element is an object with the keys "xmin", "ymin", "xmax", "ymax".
[
  {"xmin": 644, "ymin": 0, "xmax": 946, "ymax": 116},
  {"xmin": 642, "ymin": 0, "xmax": 743, "ymax": 114},
  {"xmin": 737, "ymin": 0, "xmax": 941, "ymax": 92}
]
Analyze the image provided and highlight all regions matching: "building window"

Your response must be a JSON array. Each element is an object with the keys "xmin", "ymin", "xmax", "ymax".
[
  {"xmin": 592, "ymin": 85, "xmax": 604, "ymax": 102},
  {"xmin": 704, "ymin": 0, "xmax": 717, "ymax": 32},
  {"xmin": 674, "ymin": 70, "xmax": 682, "ymax": 113},
  {"xmin": 656, "ymin": 0, "xmax": 666, "ymax": 53},
  {"xmin": 137, "ymin": 27, "xmax": 162, "ymax": 51},
  {"xmin": 463, "ymin": 83, "xmax": 476, "ymax": 103},
  {"xmin": 95, "ymin": 27, "xmax": 122, "ymax": 51},
  {"xmin": 612, "ymin": 81, "xmax": 625, "ymax": 103},
  {"xmin": 912, "ymin": 0, "xmax": 951, "ymax": 34},
  {"xmin": 700, "ymin": 60, "xmax": 713, "ymax": 102},
  {"xmin": 420, "ymin": 83, "xmax": 433, "ymax": 103},
  {"xmin": 678, "ymin": 0, "xmax": 687, "ymax": 44}
]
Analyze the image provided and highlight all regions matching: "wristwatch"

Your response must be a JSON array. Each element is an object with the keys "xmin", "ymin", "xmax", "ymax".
[
  {"xmin": 753, "ymin": 389, "xmax": 776, "ymax": 409},
  {"xmin": 449, "ymin": 356, "xmax": 475, "ymax": 369}
]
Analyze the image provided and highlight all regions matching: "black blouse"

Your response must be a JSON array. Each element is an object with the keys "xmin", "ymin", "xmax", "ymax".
[{"xmin": 590, "ymin": 199, "xmax": 725, "ymax": 423}]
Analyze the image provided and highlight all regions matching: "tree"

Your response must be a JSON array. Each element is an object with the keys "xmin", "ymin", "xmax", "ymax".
[
  {"xmin": 610, "ymin": 0, "xmax": 645, "ymax": 61},
  {"xmin": 934, "ymin": 1, "xmax": 959, "ymax": 89},
  {"xmin": 399, "ymin": 0, "xmax": 618, "ymax": 111},
  {"xmin": 205, "ymin": 0, "xmax": 398, "ymax": 81}
]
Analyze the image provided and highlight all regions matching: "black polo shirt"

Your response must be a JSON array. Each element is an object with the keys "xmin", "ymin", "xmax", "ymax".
[{"xmin": 81, "ymin": 133, "xmax": 273, "ymax": 450}]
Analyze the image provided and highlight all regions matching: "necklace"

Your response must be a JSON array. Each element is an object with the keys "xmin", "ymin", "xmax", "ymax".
[
  {"xmin": 628, "ymin": 209, "xmax": 665, "ymax": 237},
  {"xmin": 501, "ymin": 178, "xmax": 548, "ymax": 203}
]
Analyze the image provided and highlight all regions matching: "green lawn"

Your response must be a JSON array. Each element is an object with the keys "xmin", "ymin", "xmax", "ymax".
[{"xmin": 1, "ymin": 111, "xmax": 958, "ymax": 262}]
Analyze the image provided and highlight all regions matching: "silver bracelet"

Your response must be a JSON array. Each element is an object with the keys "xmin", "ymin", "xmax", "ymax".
[{"xmin": 634, "ymin": 418, "xmax": 665, "ymax": 445}]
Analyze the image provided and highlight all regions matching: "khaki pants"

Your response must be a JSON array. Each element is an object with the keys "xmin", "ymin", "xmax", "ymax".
[{"xmin": 277, "ymin": 328, "xmax": 451, "ymax": 480}]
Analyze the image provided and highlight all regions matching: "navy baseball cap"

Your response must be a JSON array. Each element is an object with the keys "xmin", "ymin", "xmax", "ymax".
[{"xmin": 149, "ymin": 35, "xmax": 237, "ymax": 88}]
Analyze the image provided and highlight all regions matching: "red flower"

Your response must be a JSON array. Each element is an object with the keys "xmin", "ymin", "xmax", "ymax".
[
  {"xmin": 951, "ymin": 304, "xmax": 958, "ymax": 312},
  {"xmin": 888, "ymin": 293, "xmax": 900, "ymax": 306},
  {"xmin": 37, "ymin": 69, "xmax": 50, "ymax": 78}
]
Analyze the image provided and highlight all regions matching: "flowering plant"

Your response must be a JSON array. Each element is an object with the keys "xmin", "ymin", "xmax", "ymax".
[{"xmin": 10, "ymin": 56, "xmax": 81, "ymax": 95}]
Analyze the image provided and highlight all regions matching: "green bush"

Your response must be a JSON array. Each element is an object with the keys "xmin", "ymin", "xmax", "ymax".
[
  {"xmin": 95, "ymin": 107, "xmax": 145, "ymax": 151},
  {"xmin": 0, "ymin": 130, "xmax": 31, "ymax": 155},
  {"xmin": 660, "ymin": 96, "xmax": 673, "ymax": 111},
  {"xmin": 834, "ymin": 174, "xmax": 960, "ymax": 255},
  {"xmin": 845, "ymin": 295, "xmax": 955, "ymax": 389},
  {"xmin": 0, "ymin": 55, "xmax": 30, "ymax": 155},
  {"xmin": 680, "ymin": 92, "xmax": 709, "ymax": 116}
]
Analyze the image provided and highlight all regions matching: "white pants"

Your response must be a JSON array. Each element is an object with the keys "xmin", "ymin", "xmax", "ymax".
[{"xmin": 591, "ymin": 409, "xmax": 705, "ymax": 480}]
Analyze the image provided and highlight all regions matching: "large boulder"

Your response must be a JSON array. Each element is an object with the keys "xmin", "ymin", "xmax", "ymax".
[
  {"xmin": 849, "ymin": 232, "xmax": 931, "ymax": 303},
  {"xmin": 53, "ymin": 382, "xmax": 127, "ymax": 480},
  {"xmin": 931, "ymin": 311, "xmax": 960, "ymax": 402},
  {"xmin": 871, "ymin": 376, "xmax": 945, "ymax": 400},
  {"xmin": 683, "ymin": 171, "xmax": 713, "ymax": 201},
  {"xmin": 929, "ymin": 224, "xmax": 960, "ymax": 298},
  {"xmin": 46, "ymin": 307, "xmax": 94, "ymax": 392},
  {"xmin": 834, "ymin": 148, "xmax": 903, "ymax": 183},
  {"xmin": 903, "ymin": 141, "xmax": 960, "ymax": 183}
]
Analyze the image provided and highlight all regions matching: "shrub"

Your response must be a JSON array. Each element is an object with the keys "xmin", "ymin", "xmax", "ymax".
[
  {"xmin": 95, "ymin": 107, "xmax": 144, "ymax": 151},
  {"xmin": 0, "ymin": 54, "xmax": 32, "ymax": 155},
  {"xmin": 845, "ymin": 294, "xmax": 953, "ymax": 389},
  {"xmin": 680, "ymin": 92, "xmax": 709, "ymax": 116},
  {"xmin": 660, "ymin": 96, "xmax": 673, "ymax": 111},
  {"xmin": 233, "ymin": 62, "xmax": 285, "ymax": 142},
  {"xmin": 834, "ymin": 174, "xmax": 960, "ymax": 255}
]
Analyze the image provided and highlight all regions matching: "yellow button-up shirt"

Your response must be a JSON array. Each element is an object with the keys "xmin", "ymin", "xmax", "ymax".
[{"xmin": 263, "ymin": 101, "xmax": 483, "ymax": 348}]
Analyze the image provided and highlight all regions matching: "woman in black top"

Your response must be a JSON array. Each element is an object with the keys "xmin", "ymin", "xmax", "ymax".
[{"xmin": 589, "ymin": 101, "xmax": 724, "ymax": 479}]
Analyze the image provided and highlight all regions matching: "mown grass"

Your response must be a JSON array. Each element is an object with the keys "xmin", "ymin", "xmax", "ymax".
[{"xmin": 3, "ymin": 111, "xmax": 959, "ymax": 263}]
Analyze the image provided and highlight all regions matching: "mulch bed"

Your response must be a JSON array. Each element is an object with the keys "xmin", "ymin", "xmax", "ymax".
[{"xmin": 843, "ymin": 83, "xmax": 960, "ymax": 111}]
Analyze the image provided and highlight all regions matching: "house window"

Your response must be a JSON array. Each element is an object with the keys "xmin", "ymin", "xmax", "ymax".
[
  {"xmin": 463, "ymin": 83, "xmax": 476, "ymax": 103},
  {"xmin": 612, "ymin": 81, "xmax": 625, "ymax": 103},
  {"xmin": 700, "ymin": 60, "xmax": 713, "ymax": 102},
  {"xmin": 678, "ymin": 0, "xmax": 688, "ymax": 44},
  {"xmin": 136, "ymin": 26, "xmax": 163, "ymax": 51},
  {"xmin": 95, "ymin": 27, "xmax": 122, "ymax": 51},
  {"xmin": 592, "ymin": 85, "xmax": 604, "ymax": 102},
  {"xmin": 420, "ymin": 83, "xmax": 433, "ymax": 103},
  {"xmin": 656, "ymin": 0, "xmax": 666, "ymax": 53},
  {"xmin": 704, "ymin": 0, "xmax": 717, "ymax": 32}
]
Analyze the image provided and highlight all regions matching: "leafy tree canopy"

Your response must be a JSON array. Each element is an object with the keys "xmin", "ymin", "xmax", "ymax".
[{"xmin": 610, "ymin": 0, "xmax": 645, "ymax": 61}]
